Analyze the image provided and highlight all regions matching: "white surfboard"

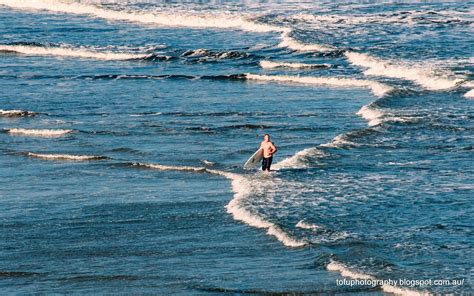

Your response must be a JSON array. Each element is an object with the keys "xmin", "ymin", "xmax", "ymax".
[{"xmin": 243, "ymin": 148, "xmax": 263, "ymax": 169}]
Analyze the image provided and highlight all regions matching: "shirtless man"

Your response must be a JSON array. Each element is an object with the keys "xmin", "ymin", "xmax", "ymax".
[{"xmin": 260, "ymin": 134, "xmax": 277, "ymax": 172}]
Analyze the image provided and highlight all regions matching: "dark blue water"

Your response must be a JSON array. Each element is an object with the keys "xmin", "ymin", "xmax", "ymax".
[{"xmin": 0, "ymin": 1, "xmax": 472, "ymax": 294}]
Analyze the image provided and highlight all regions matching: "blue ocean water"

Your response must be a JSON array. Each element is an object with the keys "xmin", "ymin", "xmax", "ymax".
[{"xmin": 0, "ymin": 1, "xmax": 472, "ymax": 294}]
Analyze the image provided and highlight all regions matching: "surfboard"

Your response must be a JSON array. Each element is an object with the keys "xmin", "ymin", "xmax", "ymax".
[{"xmin": 243, "ymin": 148, "xmax": 263, "ymax": 169}]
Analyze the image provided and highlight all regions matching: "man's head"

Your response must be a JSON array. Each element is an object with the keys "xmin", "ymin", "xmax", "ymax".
[{"xmin": 263, "ymin": 134, "xmax": 270, "ymax": 141}]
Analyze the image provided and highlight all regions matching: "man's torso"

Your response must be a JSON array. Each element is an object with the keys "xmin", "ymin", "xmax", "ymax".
[{"xmin": 261, "ymin": 141, "xmax": 273, "ymax": 158}]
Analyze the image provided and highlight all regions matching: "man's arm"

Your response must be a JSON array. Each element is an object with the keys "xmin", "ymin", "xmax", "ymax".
[{"xmin": 270, "ymin": 142, "xmax": 277, "ymax": 155}]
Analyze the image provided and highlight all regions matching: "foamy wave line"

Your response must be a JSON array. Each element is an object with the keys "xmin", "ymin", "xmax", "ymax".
[
  {"xmin": 273, "ymin": 147, "xmax": 328, "ymax": 169},
  {"xmin": 5, "ymin": 128, "xmax": 73, "ymax": 137},
  {"xmin": 327, "ymin": 260, "xmax": 429, "ymax": 296},
  {"xmin": 245, "ymin": 73, "xmax": 393, "ymax": 97},
  {"xmin": 0, "ymin": 44, "xmax": 148, "ymax": 60},
  {"xmin": 260, "ymin": 60, "xmax": 331, "ymax": 70},
  {"xmin": 464, "ymin": 89, "xmax": 474, "ymax": 98},
  {"xmin": 132, "ymin": 162, "xmax": 306, "ymax": 247},
  {"xmin": 289, "ymin": 10, "xmax": 473, "ymax": 28},
  {"xmin": 0, "ymin": 0, "xmax": 284, "ymax": 33},
  {"xmin": 320, "ymin": 134, "xmax": 358, "ymax": 148},
  {"xmin": 357, "ymin": 105, "xmax": 419, "ymax": 126},
  {"xmin": 345, "ymin": 52, "xmax": 463, "ymax": 91},
  {"xmin": 295, "ymin": 220, "xmax": 321, "ymax": 230},
  {"xmin": 0, "ymin": 1, "xmax": 343, "ymax": 54},
  {"xmin": 0, "ymin": 109, "xmax": 36, "ymax": 117},
  {"xmin": 279, "ymin": 32, "xmax": 335, "ymax": 52},
  {"xmin": 133, "ymin": 162, "xmax": 208, "ymax": 173},
  {"xmin": 327, "ymin": 261, "xmax": 375, "ymax": 280},
  {"xmin": 207, "ymin": 169, "xmax": 307, "ymax": 248},
  {"xmin": 357, "ymin": 105, "xmax": 386, "ymax": 127},
  {"xmin": 27, "ymin": 152, "xmax": 106, "ymax": 161}
]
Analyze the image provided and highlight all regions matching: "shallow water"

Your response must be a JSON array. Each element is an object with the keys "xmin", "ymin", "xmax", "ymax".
[{"xmin": 0, "ymin": 1, "xmax": 472, "ymax": 294}]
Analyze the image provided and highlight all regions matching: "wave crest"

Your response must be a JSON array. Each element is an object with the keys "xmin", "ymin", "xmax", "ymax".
[
  {"xmin": 27, "ymin": 152, "xmax": 106, "ymax": 161},
  {"xmin": 295, "ymin": 220, "xmax": 321, "ymax": 230},
  {"xmin": 279, "ymin": 32, "xmax": 335, "ymax": 52},
  {"xmin": 327, "ymin": 260, "xmax": 428, "ymax": 296},
  {"xmin": 0, "ymin": 109, "xmax": 36, "ymax": 117},
  {"xmin": 5, "ymin": 128, "xmax": 73, "ymax": 137},
  {"xmin": 0, "ymin": 0, "xmax": 283, "ymax": 33},
  {"xmin": 464, "ymin": 89, "xmax": 474, "ymax": 98},
  {"xmin": 273, "ymin": 147, "xmax": 328, "ymax": 169},
  {"xmin": 260, "ymin": 60, "xmax": 331, "ymax": 70},
  {"xmin": 345, "ymin": 52, "xmax": 463, "ymax": 91},
  {"xmin": 131, "ymin": 162, "xmax": 306, "ymax": 247},
  {"xmin": 245, "ymin": 73, "xmax": 393, "ymax": 97},
  {"xmin": 0, "ymin": 44, "xmax": 149, "ymax": 60}
]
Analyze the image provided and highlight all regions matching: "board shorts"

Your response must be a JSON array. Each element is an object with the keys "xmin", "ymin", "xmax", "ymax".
[{"xmin": 262, "ymin": 156, "xmax": 273, "ymax": 171}]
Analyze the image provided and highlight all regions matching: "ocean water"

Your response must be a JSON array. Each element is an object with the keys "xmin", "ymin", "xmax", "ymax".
[{"xmin": 0, "ymin": 1, "xmax": 473, "ymax": 294}]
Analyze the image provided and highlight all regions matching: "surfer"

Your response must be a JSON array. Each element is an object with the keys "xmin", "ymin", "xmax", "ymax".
[{"xmin": 260, "ymin": 134, "xmax": 277, "ymax": 172}]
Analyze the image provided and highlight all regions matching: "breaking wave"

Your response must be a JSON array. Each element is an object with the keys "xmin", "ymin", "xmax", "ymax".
[
  {"xmin": 295, "ymin": 220, "xmax": 321, "ymax": 230},
  {"xmin": 27, "ymin": 152, "xmax": 106, "ymax": 161},
  {"xmin": 356, "ymin": 105, "xmax": 386, "ymax": 127},
  {"xmin": 132, "ymin": 162, "xmax": 208, "ymax": 173},
  {"xmin": 4, "ymin": 72, "xmax": 397, "ymax": 99},
  {"xmin": 273, "ymin": 147, "xmax": 328, "ymax": 170},
  {"xmin": 0, "ymin": 42, "xmax": 257, "ymax": 63},
  {"xmin": 279, "ymin": 32, "xmax": 335, "ymax": 52},
  {"xmin": 4, "ymin": 128, "xmax": 73, "ymax": 137},
  {"xmin": 345, "ymin": 52, "xmax": 463, "ymax": 91},
  {"xmin": 0, "ymin": 0, "xmax": 283, "ymax": 33},
  {"xmin": 288, "ymin": 9, "xmax": 473, "ymax": 28},
  {"xmin": 182, "ymin": 48, "xmax": 253, "ymax": 60},
  {"xmin": 260, "ymin": 60, "xmax": 331, "ymax": 69},
  {"xmin": 245, "ymin": 73, "xmax": 393, "ymax": 97},
  {"xmin": 0, "ymin": 44, "xmax": 150, "ymax": 60},
  {"xmin": 0, "ymin": 109, "xmax": 36, "ymax": 117},
  {"xmin": 357, "ymin": 104, "xmax": 420, "ymax": 127},
  {"xmin": 0, "ymin": 0, "xmax": 343, "ymax": 55},
  {"xmin": 464, "ymin": 89, "xmax": 474, "ymax": 98},
  {"xmin": 327, "ymin": 260, "xmax": 428, "ymax": 296},
  {"xmin": 131, "ymin": 162, "xmax": 306, "ymax": 248},
  {"xmin": 320, "ymin": 134, "xmax": 359, "ymax": 149}
]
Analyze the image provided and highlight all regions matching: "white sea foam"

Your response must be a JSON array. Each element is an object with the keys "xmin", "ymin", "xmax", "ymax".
[
  {"xmin": 356, "ymin": 105, "xmax": 385, "ymax": 126},
  {"xmin": 381, "ymin": 284, "xmax": 430, "ymax": 296},
  {"xmin": 345, "ymin": 52, "xmax": 462, "ymax": 91},
  {"xmin": 464, "ymin": 89, "xmax": 474, "ymax": 98},
  {"xmin": 295, "ymin": 220, "xmax": 321, "ymax": 230},
  {"xmin": 0, "ymin": 1, "xmax": 346, "ymax": 54},
  {"xmin": 273, "ymin": 147, "xmax": 327, "ymax": 170},
  {"xmin": 279, "ymin": 32, "xmax": 335, "ymax": 52},
  {"xmin": 135, "ymin": 162, "xmax": 207, "ymax": 173},
  {"xmin": 289, "ymin": 10, "xmax": 473, "ymax": 28},
  {"xmin": 327, "ymin": 261, "xmax": 375, "ymax": 280},
  {"xmin": 201, "ymin": 159, "xmax": 215, "ymax": 166},
  {"xmin": 260, "ymin": 60, "xmax": 331, "ymax": 70},
  {"xmin": 245, "ymin": 73, "xmax": 393, "ymax": 97},
  {"xmin": 27, "ymin": 152, "xmax": 105, "ymax": 161},
  {"xmin": 320, "ymin": 134, "xmax": 357, "ymax": 148},
  {"xmin": 0, "ymin": 109, "xmax": 35, "ymax": 117},
  {"xmin": 5, "ymin": 128, "xmax": 73, "ymax": 137},
  {"xmin": 182, "ymin": 48, "xmax": 208, "ymax": 57},
  {"xmin": 0, "ymin": 44, "xmax": 147, "ymax": 60},
  {"xmin": 0, "ymin": 0, "xmax": 284, "ymax": 33},
  {"xmin": 327, "ymin": 260, "xmax": 429, "ymax": 296},
  {"xmin": 132, "ymin": 162, "xmax": 306, "ymax": 247},
  {"xmin": 357, "ymin": 105, "xmax": 420, "ymax": 126},
  {"xmin": 208, "ymin": 169, "xmax": 307, "ymax": 248}
]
